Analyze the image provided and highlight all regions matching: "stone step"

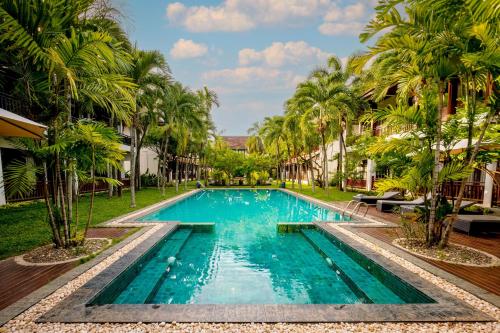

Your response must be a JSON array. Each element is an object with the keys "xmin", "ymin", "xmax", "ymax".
[
  {"xmin": 114, "ymin": 228, "xmax": 192, "ymax": 304},
  {"xmin": 301, "ymin": 229, "xmax": 403, "ymax": 304}
]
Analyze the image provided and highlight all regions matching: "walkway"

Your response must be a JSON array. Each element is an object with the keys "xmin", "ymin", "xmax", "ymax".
[{"xmin": 0, "ymin": 227, "xmax": 134, "ymax": 311}]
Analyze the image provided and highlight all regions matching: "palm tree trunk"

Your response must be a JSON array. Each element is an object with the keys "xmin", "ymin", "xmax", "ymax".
[
  {"xmin": 130, "ymin": 125, "xmax": 137, "ymax": 208},
  {"xmin": 84, "ymin": 153, "xmax": 96, "ymax": 240},
  {"xmin": 161, "ymin": 136, "xmax": 169, "ymax": 196},
  {"xmin": 439, "ymin": 102, "xmax": 498, "ymax": 248},
  {"xmin": 55, "ymin": 152, "xmax": 69, "ymax": 246},
  {"xmin": 43, "ymin": 162, "xmax": 63, "ymax": 248},
  {"xmin": 107, "ymin": 163, "xmax": 113, "ymax": 198},
  {"xmin": 73, "ymin": 185, "xmax": 80, "ymax": 238},
  {"xmin": 309, "ymin": 153, "xmax": 315, "ymax": 193},
  {"xmin": 321, "ymin": 132, "xmax": 328, "ymax": 189},
  {"xmin": 184, "ymin": 156, "xmax": 188, "ymax": 190},
  {"xmin": 428, "ymin": 81, "xmax": 445, "ymax": 246},
  {"xmin": 338, "ymin": 131, "xmax": 343, "ymax": 191},
  {"xmin": 175, "ymin": 157, "xmax": 179, "ymax": 192},
  {"xmin": 298, "ymin": 160, "xmax": 302, "ymax": 190}
]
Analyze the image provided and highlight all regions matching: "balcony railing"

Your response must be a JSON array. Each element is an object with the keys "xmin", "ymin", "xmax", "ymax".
[
  {"xmin": 0, "ymin": 92, "xmax": 30, "ymax": 116},
  {"xmin": 119, "ymin": 133, "xmax": 131, "ymax": 146},
  {"xmin": 5, "ymin": 179, "xmax": 131, "ymax": 203},
  {"xmin": 374, "ymin": 124, "xmax": 416, "ymax": 137}
]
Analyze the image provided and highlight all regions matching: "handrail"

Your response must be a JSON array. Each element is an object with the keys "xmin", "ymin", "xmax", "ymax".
[
  {"xmin": 350, "ymin": 202, "xmax": 369, "ymax": 218},
  {"xmin": 341, "ymin": 200, "xmax": 358, "ymax": 217}
]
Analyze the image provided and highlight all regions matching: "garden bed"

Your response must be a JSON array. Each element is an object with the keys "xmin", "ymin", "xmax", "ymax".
[
  {"xmin": 393, "ymin": 238, "xmax": 500, "ymax": 267},
  {"xmin": 19, "ymin": 239, "xmax": 110, "ymax": 265}
]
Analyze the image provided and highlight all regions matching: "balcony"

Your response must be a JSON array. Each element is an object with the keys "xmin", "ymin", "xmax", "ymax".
[
  {"xmin": 0, "ymin": 92, "xmax": 30, "ymax": 116},
  {"xmin": 374, "ymin": 124, "xmax": 415, "ymax": 137}
]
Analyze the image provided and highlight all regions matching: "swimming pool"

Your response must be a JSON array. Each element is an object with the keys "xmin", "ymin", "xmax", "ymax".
[{"xmin": 91, "ymin": 189, "xmax": 433, "ymax": 305}]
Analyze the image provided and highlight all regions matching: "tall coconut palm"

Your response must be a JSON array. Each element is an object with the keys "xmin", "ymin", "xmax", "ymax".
[
  {"xmin": 259, "ymin": 116, "xmax": 286, "ymax": 184},
  {"xmin": 295, "ymin": 56, "xmax": 357, "ymax": 189},
  {"xmin": 127, "ymin": 49, "xmax": 169, "ymax": 207}
]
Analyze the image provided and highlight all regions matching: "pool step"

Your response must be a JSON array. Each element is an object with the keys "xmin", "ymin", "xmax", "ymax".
[
  {"xmin": 301, "ymin": 229, "xmax": 403, "ymax": 304},
  {"xmin": 114, "ymin": 228, "xmax": 192, "ymax": 304}
]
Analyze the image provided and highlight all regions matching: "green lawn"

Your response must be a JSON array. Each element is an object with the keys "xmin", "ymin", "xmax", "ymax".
[
  {"xmin": 280, "ymin": 182, "xmax": 359, "ymax": 202},
  {"xmin": 0, "ymin": 186, "xmax": 194, "ymax": 260}
]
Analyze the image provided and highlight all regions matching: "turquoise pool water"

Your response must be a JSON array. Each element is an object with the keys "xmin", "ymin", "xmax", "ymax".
[
  {"xmin": 139, "ymin": 189, "xmax": 348, "ymax": 223},
  {"xmin": 95, "ymin": 190, "xmax": 433, "ymax": 305}
]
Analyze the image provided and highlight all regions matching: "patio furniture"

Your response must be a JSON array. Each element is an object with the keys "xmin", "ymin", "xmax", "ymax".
[
  {"xmin": 399, "ymin": 200, "xmax": 475, "ymax": 215},
  {"xmin": 353, "ymin": 191, "xmax": 402, "ymax": 205},
  {"xmin": 453, "ymin": 215, "xmax": 500, "ymax": 235},
  {"xmin": 377, "ymin": 194, "xmax": 430, "ymax": 212}
]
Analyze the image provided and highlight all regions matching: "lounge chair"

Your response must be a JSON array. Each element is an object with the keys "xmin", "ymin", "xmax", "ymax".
[
  {"xmin": 353, "ymin": 191, "xmax": 402, "ymax": 205},
  {"xmin": 376, "ymin": 194, "xmax": 430, "ymax": 212},
  {"xmin": 453, "ymin": 215, "xmax": 500, "ymax": 235},
  {"xmin": 399, "ymin": 200, "xmax": 475, "ymax": 214}
]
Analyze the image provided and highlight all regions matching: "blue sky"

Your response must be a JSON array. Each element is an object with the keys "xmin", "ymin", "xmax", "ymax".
[{"xmin": 116, "ymin": 0, "xmax": 377, "ymax": 135}]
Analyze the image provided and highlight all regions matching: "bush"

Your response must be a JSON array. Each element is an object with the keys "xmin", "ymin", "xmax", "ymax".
[
  {"xmin": 141, "ymin": 172, "xmax": 158, "ymax": 187},
  {"xmin": 210, "ymin": 170, "xmax": 228, "ymax": 186}
]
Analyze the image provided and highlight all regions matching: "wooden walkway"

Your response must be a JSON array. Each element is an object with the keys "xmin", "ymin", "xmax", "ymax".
[
  {"xmin": 0, "ymin": 227, "xmax": 133, "ymax": 311},
  {"xmin": 357, "ymin": 227, "xmax": 500, "ymax": 296}
]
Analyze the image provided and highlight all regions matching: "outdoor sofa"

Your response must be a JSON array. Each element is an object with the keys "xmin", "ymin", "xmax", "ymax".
[
  {"xmin": 376, "ymin": 194, "xmax": 431, "ymax": 212},
  {"xmin": 353, "ymin": 191, "xmax": 402, "ymax": 205},
  {"xmin": 453, "ymin": 214, "xmax": 500, "ymax": 235},
  {"xmin": 399, "ymin": 200, "xmax": 475, "ymax": 215}
]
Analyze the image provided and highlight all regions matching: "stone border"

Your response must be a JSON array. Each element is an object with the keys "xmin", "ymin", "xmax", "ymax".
[
  {"xmin": 37, "ymin": 221, "xmax": 492, "ymax": 323},
  {"xmin": 14, "ymin": 238, "xmax": 113, "ymax": 267},
  {"xmin": 392, "ymin": 238, "xmax": 500, "ymax": 268}
]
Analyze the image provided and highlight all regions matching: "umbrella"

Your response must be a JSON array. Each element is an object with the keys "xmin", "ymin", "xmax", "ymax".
[{"xmin": 0, "ymin": 108, "xmax": 46, "ymax": 139}]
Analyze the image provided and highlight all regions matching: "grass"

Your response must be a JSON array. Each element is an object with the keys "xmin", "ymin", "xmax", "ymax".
[
  {"xmin": 208, "ymin": 181, "xmax": 362, "ymax": 202},
  {"xmin": 280, "ymin": 182, "xmax": 360, "ymax": 202},
  {"xmin": 0, "ymin": 186, "xmax": 194, "ymax": 260}
]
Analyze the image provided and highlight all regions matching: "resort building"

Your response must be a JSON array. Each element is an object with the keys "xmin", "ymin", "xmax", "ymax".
[
  {"xmin": 221, "ymin": 136, "xmax": 250, "ymax": 154},
  {"xmin": 345, "ymin": 86, "xmax": 500, "ymax": 208}
]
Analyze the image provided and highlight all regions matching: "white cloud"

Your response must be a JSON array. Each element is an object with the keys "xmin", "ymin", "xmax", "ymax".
[
  {"xmin": 318, "ymin": 22, "xmax": 365, "ymax": 36},
  {"xmin": 202, "ymin": 66, "xmax": 303, "ymax": 93},
  {"xmin": 166, "ymin": 0, "xmax": 331, "ymax": 32},
  {"xmin": 319, "ymin": 3, "xmax": 368, "ymax": 36},
  {"xmin": 324, "ymin": 3, "xmax": 365, "ymax": 22},
  {"xmin": 239, "ymin": 41, "xmax": 330, "ymax": 67},
  {"xmin": 170, "ymin": 39, "xmax": 208, "ymax": 59}
]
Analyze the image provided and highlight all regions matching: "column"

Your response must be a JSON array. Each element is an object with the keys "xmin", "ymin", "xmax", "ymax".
[
  {"xmin": 482, "ymin": 161, "xmax": 497, "ymax": 207},
  {"xmin": 0, "ymin": 148, "xmax": 6, "ymax": 205},
  {"xmin": 366, "ymin": 159, "xmax": 376, "ymax": 191}
]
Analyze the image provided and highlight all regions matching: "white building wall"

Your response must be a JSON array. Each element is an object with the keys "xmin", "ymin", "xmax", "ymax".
[
  {"xmin": 122, "ymin": 147, "xmax": 158, "ymax": 176},
  {"xmin": 140, "ymin": 147, "xmax": 159, "ymax": 175}
]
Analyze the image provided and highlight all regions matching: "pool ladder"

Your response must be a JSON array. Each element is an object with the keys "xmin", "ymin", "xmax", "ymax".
[{"xmin": 341, "ymin": 200, "xmax": 369, "ymax": 218}]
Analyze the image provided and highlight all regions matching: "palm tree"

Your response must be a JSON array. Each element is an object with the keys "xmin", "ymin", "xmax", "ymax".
[
  {"xmin": 0, "ymin": 0, "xmax": 135, "ymax": 247},
  {"xmin": 295, "ymin": 56, "xmax": 357, "ymax": 189},
  {"xmin": 259, "ymin": 116, "xmax": 286, "ymax": 184},
  {"xmin": 127, "ymin": 49, "xmax": 169, "ymax": 207},
  {"xmin": 357, "ymin": 0, "xmax": 499, "ymax": 247}
]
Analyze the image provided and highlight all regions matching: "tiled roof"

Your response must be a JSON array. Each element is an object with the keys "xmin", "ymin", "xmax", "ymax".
[{"xmin": 222, "ymin": 136, "xmax": 249, "ymax": 150}]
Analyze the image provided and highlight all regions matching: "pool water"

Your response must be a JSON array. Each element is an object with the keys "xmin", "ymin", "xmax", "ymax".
[
  {"xmin": 95, "ymin": 190, "xmax": 433, "ymax": 305},
  {"xmin": 139, "ymin": 189, "xmax": 349, "ymax": 223}
]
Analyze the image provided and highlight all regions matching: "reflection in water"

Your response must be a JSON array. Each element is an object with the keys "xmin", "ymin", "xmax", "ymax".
[{"xmin": 142, "ymin": 190, "xmax": 360, "ymax": 304}]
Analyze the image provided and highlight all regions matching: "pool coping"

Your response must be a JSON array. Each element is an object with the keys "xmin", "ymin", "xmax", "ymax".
[{"xmin": 37, "ymin": 220, "xmax": 493, "ymax": 323}]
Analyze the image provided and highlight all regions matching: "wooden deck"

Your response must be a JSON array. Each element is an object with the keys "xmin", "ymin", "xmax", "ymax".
[
  {"xmin": 0, "ymin": 227, "xmax": 134, "ymax": 311},
  {"xmin": 357, "ymin": 227, "xmax": 500, "ymax": 296}
]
